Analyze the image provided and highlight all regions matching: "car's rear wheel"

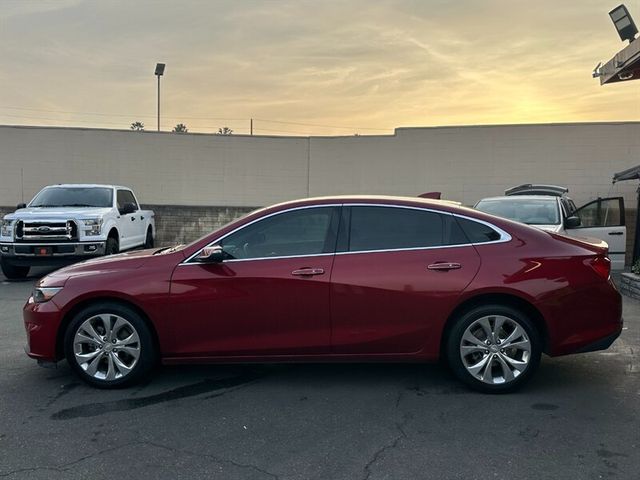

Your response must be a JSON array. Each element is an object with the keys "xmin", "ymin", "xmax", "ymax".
[
  {"xmin": 1, "ymin": 258, "xmax": 30, "ymax": 280},
  {"xmin": 446, "ymin": 304, "xmax": 541, "ymax": 393},
  {"xmin": 64, "ymin": 302, "xmax": 157, "ymax": 388}
]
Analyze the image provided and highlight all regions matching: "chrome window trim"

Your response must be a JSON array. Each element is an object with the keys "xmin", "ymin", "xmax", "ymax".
[{"xmin": 179, "ymin": 202, "xmax": 512, "ymax": 266}]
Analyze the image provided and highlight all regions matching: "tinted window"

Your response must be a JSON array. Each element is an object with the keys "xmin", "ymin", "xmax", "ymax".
[
  {"xmin": 347, "ymin": 206, "xmax": 445, "ymax": 252},
  {"xmin": 220, "ymin": 207, "xmax": 336, "ymax": 260},
  {"xmin": 30, "ymin": 187, "xmax": 113, "ymax": 208},
  {"xmin": 475, "ymin": 198, "xmax": 560, "ymax": 225},
  {"xmin": 117, "ymin": 190, "xmax": 138, "ymax": 211},
  {"xmin": 456, "ymin": 217, "xmax": 501, "ymax": 243}
]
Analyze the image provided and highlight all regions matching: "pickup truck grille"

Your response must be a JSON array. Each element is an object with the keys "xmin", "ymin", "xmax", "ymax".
[{"xmin": 15, "ymin": 220, "xmax": 78, "ymax": 242}]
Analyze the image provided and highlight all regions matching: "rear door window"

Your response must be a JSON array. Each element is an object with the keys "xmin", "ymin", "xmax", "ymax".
[{"xmin": 344, "ymin": 206, "xmax": 446, "ymax": 252}]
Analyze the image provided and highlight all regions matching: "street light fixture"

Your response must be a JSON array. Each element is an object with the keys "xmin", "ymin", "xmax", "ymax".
[
  {"xmin": 609, "ymin": 4, "xmax": 638, "ymax": 43},
  {"xmin": 154, "ymin": 63, "xmax": 166, "ymax": 132}
]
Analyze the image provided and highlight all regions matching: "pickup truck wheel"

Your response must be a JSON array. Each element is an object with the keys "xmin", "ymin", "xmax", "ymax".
[
  {"xmin": 144, "ymin": 228, "xmax": 154, "ymax": 249},
  {"xmin": 1, "ymin": 258, "xmax": 30, "ymax": 280},
  {"xmin": 64, "ymin": 302, "xmax": 157, "ymax": 388},
  {"xmin": 105, "ymin": 236, "xmax": 119, "ymax": 255}
]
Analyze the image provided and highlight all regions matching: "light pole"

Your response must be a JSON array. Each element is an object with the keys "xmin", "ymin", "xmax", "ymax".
[{"xmin": 154, "ymin": 63, "xmax": 166, "ymax": 131}]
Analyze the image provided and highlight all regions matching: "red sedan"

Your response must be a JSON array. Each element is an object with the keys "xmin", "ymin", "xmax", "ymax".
[{"xmin": 23, "ymin": 196, "xmax": 622, "ymax": 393}]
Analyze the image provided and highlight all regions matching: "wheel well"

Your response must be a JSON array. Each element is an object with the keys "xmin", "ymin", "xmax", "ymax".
[
  {"xmin": 440, "ymin": 293, "xmax": 549, "ymax": 358},
  {"xmin": 55, "ymin": 297, "xmax": 160, "ymax": 360},
  {"xmin": 108, "ymin": 228, "xmax": 119, "ymax": 243}
]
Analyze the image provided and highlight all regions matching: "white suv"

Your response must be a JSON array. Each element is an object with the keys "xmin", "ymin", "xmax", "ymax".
[{"xmin": 475, "ymin": 184, "xmax": 627, "ymax": 270}]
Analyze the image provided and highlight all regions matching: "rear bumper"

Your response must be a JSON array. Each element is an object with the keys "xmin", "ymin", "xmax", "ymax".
[
  {"xmin": 542, "ymin": 278, "xmax": 624, "ymax": 357},
  {"xmin": 575, "ymin": 323, "xmax": 623, "ymax": 353}
]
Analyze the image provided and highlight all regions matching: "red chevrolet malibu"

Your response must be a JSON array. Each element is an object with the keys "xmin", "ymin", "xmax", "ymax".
[{"xmin": 23, "ymin": 196, "xmax": 622, "ymax": 393}]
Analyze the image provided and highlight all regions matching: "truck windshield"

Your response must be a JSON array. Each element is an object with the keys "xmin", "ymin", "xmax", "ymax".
[
  {"xmin": 29, "ymin": 187, "xmax": 113, "ymax": 208},
  {"xmin": 475, "ymin": 198, "xmax": 560, "ymax": 225}
]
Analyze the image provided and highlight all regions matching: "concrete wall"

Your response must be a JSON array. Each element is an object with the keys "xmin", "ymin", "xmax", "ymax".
[{"xmin": 1, "ymin": 123, "xmax": 639, "ymax": 256}]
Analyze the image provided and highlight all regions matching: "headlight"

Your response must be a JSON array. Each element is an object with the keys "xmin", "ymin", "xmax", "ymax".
[
  {"xmin": 1, "ymin": 219, "xmax": 13, "ymax": 237},
  {"xmin": 83, "ymin": 218, "xmax": 102, "ymax": 236},
  {"xmin": 32, "ymin": 287, "xmax": 63, "ymax": 303}
]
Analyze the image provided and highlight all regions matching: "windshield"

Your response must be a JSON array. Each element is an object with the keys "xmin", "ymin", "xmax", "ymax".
[
  {"xmin": 475, "ymin": 198, "xmax": 560, "ymax": 225},
  {"xmin": 29, "ymin": 187, "xmax": 113, "ymax": 208}
]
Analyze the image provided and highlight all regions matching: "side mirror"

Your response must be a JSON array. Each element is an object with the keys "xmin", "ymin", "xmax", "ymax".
[
  {"xmin": 16, "ymin": 203, "xmax": 26, "ymax": 209},
  {"xmin": 120, "ymin": 202, "xmax": 136, "ymax": 215},
  {"xmin": 565, "ymin": 216, "xmax": 581, "ymax": 228},
  {"xmin": 195, "ymin": 245, "xmax": 225, "ymax": 263}
]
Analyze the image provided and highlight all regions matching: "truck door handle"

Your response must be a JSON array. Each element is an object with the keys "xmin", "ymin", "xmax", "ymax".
[
  {"xmin": 608, "ymin": 231, "xmax": 623, "ymax": 236},
  {"xmin": 131, "ymin": 217, "xmax": 135, "ymax": 221},
  {"xmin": 292, "ymin": 268, "xmax": 325, "ymax": 276},
  {"xmin": 427, "ymin": 262, "xmax": 461, "ymax": 271}
]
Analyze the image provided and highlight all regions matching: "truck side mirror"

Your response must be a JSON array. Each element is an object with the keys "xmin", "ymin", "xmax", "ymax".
[
  {"xmin": 565, "ymin": 216, "xmax": 581, "ymax": 228},
  {"xmin": 120, "ymin": 202, "xmax": 136, "ymax": 215},
  {"xmin": 16, "ymin": 203, "xmax": 26, "ymax": 210}
]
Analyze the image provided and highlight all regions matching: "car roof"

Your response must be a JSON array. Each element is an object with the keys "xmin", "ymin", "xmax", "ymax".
[
  {"xmin": 269, "ymin": 195, "xmax": 463, "ymax": 209},
  {"xmin": 42, "ymin": 184, "xmax": 130, "ymax": 190},
  {"xmin": 477, "ymin": 195, "xmax": 561, "ymax": 202}
]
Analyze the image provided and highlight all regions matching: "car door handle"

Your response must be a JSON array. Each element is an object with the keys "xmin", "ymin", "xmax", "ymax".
[
  {"xmin": 608, "ymin": 231, "xmax": 623, "ymax": 236},
  {"xmin": 131, "ymin": 217, "xmax": 135, "ymax": 221},
  {"xmin": 292, "ymin": 268, "xmax": 325, "ymax": 276},
  {"xmin": 427, "ymin": 262, "xmax": 461, "ymax": 271}
]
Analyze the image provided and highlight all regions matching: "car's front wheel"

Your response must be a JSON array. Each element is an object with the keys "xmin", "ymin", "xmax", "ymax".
[
  {"xmin": 446, "ymin": 304, "xmax": 541, "ymax": 393},
  {"xmin": 64, "ymin": 302, "xmax": 157, "ymax": 388}
]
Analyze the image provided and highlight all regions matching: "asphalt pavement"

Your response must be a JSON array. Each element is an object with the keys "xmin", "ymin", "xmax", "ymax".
[{"xmin": 0, "ymin": 268, "xmax": 638, "ymax": 479}]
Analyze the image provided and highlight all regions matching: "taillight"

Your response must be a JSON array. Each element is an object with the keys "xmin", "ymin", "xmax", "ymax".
[{"xmin": 586, "ymin": 256, "xmax": 611, "ymax": 280}]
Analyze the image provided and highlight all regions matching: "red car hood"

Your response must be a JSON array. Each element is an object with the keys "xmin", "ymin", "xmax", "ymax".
[{"xmin": 39, "ymin": 248, "xmax": 183, "ymax": 287}]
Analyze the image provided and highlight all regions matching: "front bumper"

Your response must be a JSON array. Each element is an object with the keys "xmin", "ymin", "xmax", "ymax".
[
  {"xmin": 23, "ymin": 296, "xmax": 64, "ymax": 362},
  {"xmin": 1, "ymin": 241, "xmax": 105, "ymax": 267}
]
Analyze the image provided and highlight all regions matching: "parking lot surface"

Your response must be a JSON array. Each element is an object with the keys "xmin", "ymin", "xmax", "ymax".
[{"xmin": 1, "ymin": 269, "xmax": 639, "ymax": 479}]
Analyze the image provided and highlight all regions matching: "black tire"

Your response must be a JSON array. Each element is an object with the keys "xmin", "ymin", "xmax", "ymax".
[
  {"xmin": 1, "ymin": 258, "xmax": 30, "ymax": 280},
  {"xmin": 144, "ymin": 228, "xmax": 154, "ymax": 249},
  {"xmin": 63, "ymin": 302, "xmax": 157, "ymax": 388},
  {"xmin": 105, "ymin": 235, "xmax": 119, "ymax": 255},
  {"xmin": 445, "ymin": 304, "xmax": 541, "ymax": 394}
]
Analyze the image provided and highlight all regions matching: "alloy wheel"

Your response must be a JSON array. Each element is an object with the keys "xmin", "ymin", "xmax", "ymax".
[
  {"xmin": 73, "ymin": 314, "xmax": 141, "ymax": 381},
  {"xmin": 459, "ymin": 315, "xmax": 531, "ymax": 385}
]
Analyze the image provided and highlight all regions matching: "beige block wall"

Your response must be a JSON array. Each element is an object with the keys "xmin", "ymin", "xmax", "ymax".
[
  {"xmin": 1, "ymin": 122, "xmax": 639, "ymax": 210},
  {"xmin": 0, "ymin": 126, "xmax": 310, "ymax": 207},
  {"xmin": 308, "ymin": 123, "xmax": 640, "ymax": 207}
]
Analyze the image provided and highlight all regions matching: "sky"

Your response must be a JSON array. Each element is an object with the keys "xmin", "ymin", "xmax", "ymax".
[{"xmin": 0, "ymin": 0, "xmax": 639, "ymax": 136}]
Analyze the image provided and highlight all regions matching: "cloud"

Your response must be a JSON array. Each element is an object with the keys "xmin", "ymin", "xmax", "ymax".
[{"xmin": 0, "ymin": 0, "xmax": 637, "ymax": 134}]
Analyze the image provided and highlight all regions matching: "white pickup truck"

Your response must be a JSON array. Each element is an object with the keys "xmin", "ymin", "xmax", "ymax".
[{"xmin": 0, "ymin": 184, "xmax": 155, "ymax": 279}]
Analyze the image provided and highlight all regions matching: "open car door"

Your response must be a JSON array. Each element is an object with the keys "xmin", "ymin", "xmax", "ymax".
[{"xmin": 566, "ymin": 197, "xmax": 626, "ymax": 270}]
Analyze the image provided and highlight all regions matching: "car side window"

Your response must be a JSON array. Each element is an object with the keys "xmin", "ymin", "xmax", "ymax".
[
  {"xmin": 574, "ymin": 198, "xmax": 625, "ymax": 228},
  {"xmin": 219, "ymin": 207, "xmax": 338, "ymax": 260},
  {"xmin": 117, "ymin": 190, "xmax": 138, "ymax": 211},
  {"xmin": 346, "ymin": 206, "xmax": 446, "ymax": 252},
  {"xmin": 454, "ymin": 217, "xmax": 501, "ymax": 243}
]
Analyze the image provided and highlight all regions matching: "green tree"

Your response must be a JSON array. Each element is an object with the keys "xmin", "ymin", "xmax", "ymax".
[
  {"xmin": 130, "ymin": 121, "xmax": 145, "ymax": 131},
  {"xmin": 172, "ymin": 123, "xmax": 188, "ymax": 133},
  {"xmin": 216, "ymin": 126, "xmax": 233, "ymax": 135}
]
